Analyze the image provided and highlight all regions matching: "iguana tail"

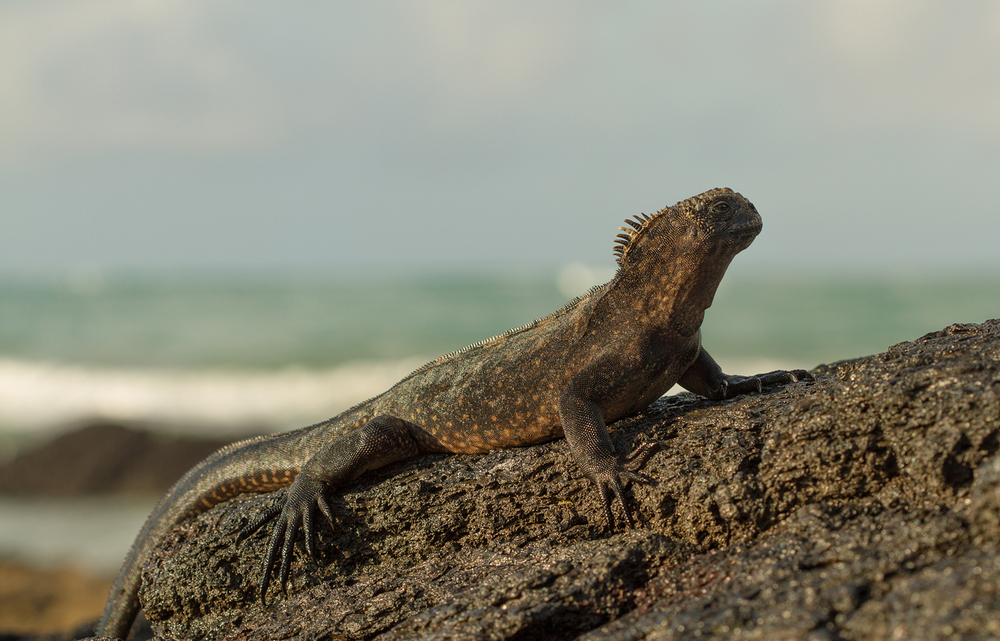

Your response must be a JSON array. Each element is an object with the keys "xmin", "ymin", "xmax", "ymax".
[{"xmin": 95, "ymin": 429, "xmax": 308, "ymax": 639}]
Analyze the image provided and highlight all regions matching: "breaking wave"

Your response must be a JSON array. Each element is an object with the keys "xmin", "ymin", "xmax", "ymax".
[{"xmin": 0, "ymin": 357, "xmax": 425, "ymax": 438}]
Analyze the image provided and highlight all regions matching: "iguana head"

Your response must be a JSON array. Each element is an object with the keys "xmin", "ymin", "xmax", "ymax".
[
  {"xmin": 606, "ymin": 188, "xmax": 762, "ymax": 335},
  {"xmin": 612, "ymin": 187, "xmax": 761, "ymax": 269}
]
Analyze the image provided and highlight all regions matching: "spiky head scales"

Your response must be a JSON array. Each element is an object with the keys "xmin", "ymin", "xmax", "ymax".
[{"xmin": 612, "ymin": 187, "xmax": 758, "ymax": 268}]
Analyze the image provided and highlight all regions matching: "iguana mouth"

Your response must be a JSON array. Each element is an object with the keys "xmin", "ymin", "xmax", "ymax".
[{"xmin": 726, "ymin": 215, "xmax": 762, "ymax": 239}]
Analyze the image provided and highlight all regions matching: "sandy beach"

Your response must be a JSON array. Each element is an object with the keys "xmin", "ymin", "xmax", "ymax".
[{"xmin": 0, "ymin": 558, "xmax": 111, "ymax": 635}]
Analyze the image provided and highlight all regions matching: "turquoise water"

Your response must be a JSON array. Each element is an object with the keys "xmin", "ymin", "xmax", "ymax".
[
  {"xmin": 702, "ymin": 274, "xmax": 1000, "ymax": 365},
  {"xmin": 0, "ymin": 270, "xmax": 997, "ymax": 440},
  {"xmin": 5, "ymin": 272, "xmax": 996, "ymax": 368},
  {"xmin": 0, "ymin": 273, "xmax": 565, "ymax": 369}
]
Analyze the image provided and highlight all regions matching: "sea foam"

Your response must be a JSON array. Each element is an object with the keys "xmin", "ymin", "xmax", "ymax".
[{"xmin": 0, "ymin": 358, "xmax": 424, "ymax": 438}]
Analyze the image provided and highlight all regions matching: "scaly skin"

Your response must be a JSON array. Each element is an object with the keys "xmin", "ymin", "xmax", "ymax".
[{"xmin": 94, "ymin": 188, "xmax": 811, "ymax": 639}]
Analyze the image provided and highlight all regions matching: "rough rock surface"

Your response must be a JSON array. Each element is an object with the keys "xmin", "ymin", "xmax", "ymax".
[{"xmin": 130, "ymin": 319, "xmax": 1000, "ymax": 640}]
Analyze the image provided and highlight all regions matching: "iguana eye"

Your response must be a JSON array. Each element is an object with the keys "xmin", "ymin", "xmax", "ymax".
[{"xmin": 712, "ymin": 201, "xmax": 731, "ymax": 214}]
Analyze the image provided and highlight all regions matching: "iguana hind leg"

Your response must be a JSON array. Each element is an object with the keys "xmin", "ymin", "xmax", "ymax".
[{"xmin": 237, "ymin": 415, "xmax": 423, "ymax": 600}]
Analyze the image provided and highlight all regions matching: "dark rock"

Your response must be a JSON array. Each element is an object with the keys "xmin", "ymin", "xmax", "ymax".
[
  {"xmin": 139, "ymin": 319, "xmax": 1000, "ymax": 640},
  {"xmin": 0, "ymin": 421, "xmax": 235, "ymax": 496}
]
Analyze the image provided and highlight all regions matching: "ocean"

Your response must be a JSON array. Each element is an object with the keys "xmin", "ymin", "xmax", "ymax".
[
  {"xmin": 2, "ymin": 268, "xmax": 998, "ymax": 447},
  {"xmin": 0, "ymin": 267, "xmax": 997, "ymax": 571}
]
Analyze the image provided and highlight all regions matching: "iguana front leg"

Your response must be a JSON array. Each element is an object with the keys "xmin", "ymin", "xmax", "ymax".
[
  {"xmin": 559, "ymin": 377, "xmax": 662, "ymax": 529},
  {"xmin": 679, "ymin": 347, "xmax": 812, "ymax": 400},
  {"xmin": 237, "ymin": 416, "xmax": 423, "ymax": 599}
]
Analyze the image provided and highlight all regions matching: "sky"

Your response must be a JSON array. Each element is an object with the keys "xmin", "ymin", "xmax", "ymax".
[{"xmin": 2, "ymin": 0, "xmax": 999, "ymax": 278}]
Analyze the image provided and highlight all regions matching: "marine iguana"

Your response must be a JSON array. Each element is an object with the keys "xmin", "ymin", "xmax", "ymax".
[{"xmin": 95, "ymin": 187, "xmax": 810, "ymax": 639}]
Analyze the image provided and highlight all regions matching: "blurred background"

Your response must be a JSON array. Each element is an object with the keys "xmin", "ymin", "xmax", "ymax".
[{"xmin": 1, "ymin": 1, "xmax": 999, "ymax": 634}]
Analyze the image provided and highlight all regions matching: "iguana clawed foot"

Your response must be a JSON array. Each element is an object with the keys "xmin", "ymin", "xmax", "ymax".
[
  {"xmin": 592, "ymin": 434, "xmax": 664, "ymax": 530},
  {"xmin": 236, "ymin": 471, "xmax": 334, "ymax": 602},
  {"xmin": 719, "ymin": 368, "xmax": 813, "ymax": 399}
]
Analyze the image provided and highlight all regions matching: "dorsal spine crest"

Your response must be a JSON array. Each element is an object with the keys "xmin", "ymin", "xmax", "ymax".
[{"xmin": 613, "ymin": 211, "xmax": 656, "ymax": 267}]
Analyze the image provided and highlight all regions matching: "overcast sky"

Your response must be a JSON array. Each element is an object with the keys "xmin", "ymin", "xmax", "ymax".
[{"xmin": 2, "ymin": 1, "xmax": 999, "ymax": 277}]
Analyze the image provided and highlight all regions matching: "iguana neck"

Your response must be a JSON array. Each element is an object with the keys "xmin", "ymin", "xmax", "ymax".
[{"xmin": 602, "ymin": 247, "xmax": 738, "ymax": 338}]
